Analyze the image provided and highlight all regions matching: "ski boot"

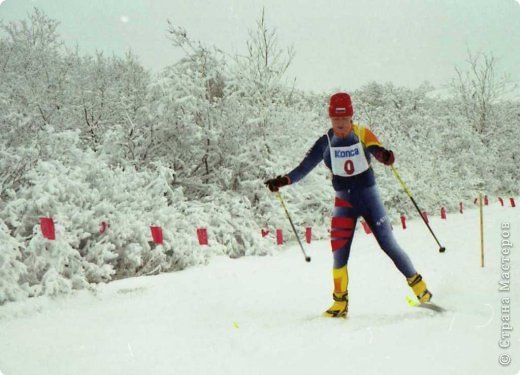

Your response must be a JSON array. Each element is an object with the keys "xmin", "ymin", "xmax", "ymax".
[
  {"xmin": 407, "ymin": 273, "xmax": 432, "ymax": 303},
  {"xmin": 323, "ymin": 265, "xmax": 349, "ymax": 318},
  {"xmin": 323, "ymin": 291, "xmax": 349, "ymax": 318}
]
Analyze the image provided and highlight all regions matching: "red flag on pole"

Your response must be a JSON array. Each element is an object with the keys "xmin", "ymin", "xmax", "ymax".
[
  {"xmin": 276, "ymin": 229, "xmax": 283, "ymax": 245},
  {"xmin": 400, "ymin": 215, "xmax": 407, "ymax": 230},
  {"xmin": 440, "ymin": 207, "xmax": 447, "ymax": 219},
  {"xmin": 40, "ymin": 217, "xmax": 56, "ymax": 240},
  {"xmin": 261, "ymin": 229, "xmax": 269, "ymax": 238},
  {"xmin": 99, "ymin": 221, "xmax": 108, "ymax": 234},
  {"xmin": 305, "ymin": 227, "xmax": 312, "ymax": 244},
  {"xmin": 197, "ymin": 228, "xmax": 208, "ymax": 245},
  {"xmin": 361, "ymin": 220, "xmax": 372, "ymax": 234},
  {"xmin": 510, "ymin": 198, "xmax": 516, "ymax": 208},
  {"xmin": 150, "ymin": 226, "xmax": 164, "ymax": 245},
  {"xmin": 422, "ymin": 211, "xmax": 429, "ymax": 224},
  {"xmin": 498, "ymin": 197, "xmax": 504, "ymax": 206},
  {"xmin": 484, "ymin": 195, "xmax": 489, "ymax": 206},
  {"xmin": 459, "ymin": 202, "xmax": 464, "ymax": 214}
]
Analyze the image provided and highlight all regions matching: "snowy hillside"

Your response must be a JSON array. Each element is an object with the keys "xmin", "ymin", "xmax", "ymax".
[{"xmin": 0, "ymin": 203, "xmax": 518, "ymax": 375}]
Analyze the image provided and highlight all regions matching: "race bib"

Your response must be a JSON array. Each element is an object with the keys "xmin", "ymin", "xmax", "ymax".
[{"xmin": 330, "ymin": 142, "xmax": 369, "ymax": 177}]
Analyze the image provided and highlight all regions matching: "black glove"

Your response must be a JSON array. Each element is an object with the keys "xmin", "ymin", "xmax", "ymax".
[
  {"xmin": 374, "ymin": 149, "xmax": 395, "ymax": 166},
  {"xmin": 264, "ymin": 175, "xmax": 290, "ymax": 192}
]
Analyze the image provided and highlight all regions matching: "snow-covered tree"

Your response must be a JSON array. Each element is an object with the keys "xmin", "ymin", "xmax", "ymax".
[
  {"xmin": 0, "ymin": 219, "xmax": 28, "ymax": 304},
  {"xmin": 450, "ymin": 51, "xmax": 517, "ymax": 136}
]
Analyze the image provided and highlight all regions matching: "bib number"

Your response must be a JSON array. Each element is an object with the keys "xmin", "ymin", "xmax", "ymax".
[
  {"xmin": 330, "ymin": 142, "xmax": 369, "ymax": 177},
  {"xmin": 344, "ymin": 160, "xmax": 355, "ymax": 175}
]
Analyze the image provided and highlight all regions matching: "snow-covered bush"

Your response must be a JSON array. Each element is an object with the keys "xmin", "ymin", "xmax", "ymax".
[
  {"xmin": 0, "ymin": 126, "xmax": 282, "ymax": 301},
  {"xmin": 0, "ymin": 219, "xmax": 28, "ymax": 304},
  {"xmin": 352, "ymin": 81, "xmax": 520, "ymax": 217}
]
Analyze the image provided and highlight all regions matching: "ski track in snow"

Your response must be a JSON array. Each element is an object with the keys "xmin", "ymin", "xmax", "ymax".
[{"xmin": 0, "ymin": 204, "xmax": 519, "ymax": 375}]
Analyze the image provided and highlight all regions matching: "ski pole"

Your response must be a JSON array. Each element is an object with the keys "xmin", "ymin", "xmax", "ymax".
[
  {"xmin": 391, "ymin": 165, "xmax": 446, "ymax": 253},
  {"xmin": 275, "ymin": 191, "xmax": 311, "ymax": 262}
]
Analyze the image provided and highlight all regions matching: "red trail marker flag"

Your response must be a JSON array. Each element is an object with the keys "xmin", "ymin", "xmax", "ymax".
[
  {"xmin": 197, "ymin": 228, "xmax": 208, "ymax": 245},
  {"xmin": 150, "ymin": 226, "xmax": 164, "ymax": 245},
  {"xmin": 40, "ymin": 217, "xmax": 55, "ymax": 240}
]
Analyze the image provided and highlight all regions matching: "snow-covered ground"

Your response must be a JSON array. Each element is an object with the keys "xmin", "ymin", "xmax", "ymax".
[{"xmin": 0, "ymin": 203, "xmax": 518, "ymax": 375}]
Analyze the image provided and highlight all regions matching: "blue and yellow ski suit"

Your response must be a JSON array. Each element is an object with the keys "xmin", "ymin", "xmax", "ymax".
[{"xmin": 286, "ymin": 124, "xmax": 417, "ymax": 288}]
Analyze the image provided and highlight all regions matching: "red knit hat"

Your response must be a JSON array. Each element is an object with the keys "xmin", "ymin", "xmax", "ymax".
[{"xmin": 328, "ymin": 92, "xmax": 354, "ymax": 117}]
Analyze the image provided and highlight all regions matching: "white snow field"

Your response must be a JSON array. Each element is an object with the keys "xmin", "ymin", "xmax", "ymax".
[{"xmin": 0, "ymin": 203, "xmax": 519, "ymax": 375}]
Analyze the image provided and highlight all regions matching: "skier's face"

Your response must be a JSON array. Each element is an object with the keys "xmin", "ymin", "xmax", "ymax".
[{"xmin": 331, "ymin": 116, "xmax": 353, "ymax": 137}]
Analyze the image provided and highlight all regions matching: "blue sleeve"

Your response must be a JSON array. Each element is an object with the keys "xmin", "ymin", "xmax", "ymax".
[{"xmin": 287, "ymin": 135, "xmax": 328, "ymax": 184}]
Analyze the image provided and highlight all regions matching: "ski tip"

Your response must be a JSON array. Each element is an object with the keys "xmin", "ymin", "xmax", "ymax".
[
  {"xmin": 406, "ymin": 296, "xmax": 447, "ymax": 313},
  {"xmin": 406, "ymin": 295, "xmax": 419, "ymax": 307}
]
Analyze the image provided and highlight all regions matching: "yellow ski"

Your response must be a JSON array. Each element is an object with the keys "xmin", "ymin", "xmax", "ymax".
[{"xmin": 406, "ymin": 296, "xmax": 446, "ymax": 313}]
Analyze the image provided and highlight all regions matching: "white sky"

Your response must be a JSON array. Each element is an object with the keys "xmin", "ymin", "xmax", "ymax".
[{"xmin": 1, "ymin": 0, "xmax": 520, "ymax": 93}]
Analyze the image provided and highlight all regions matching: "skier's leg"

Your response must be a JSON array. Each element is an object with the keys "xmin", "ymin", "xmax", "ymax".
[
  {"xmin": 324, "ymin": 191, "xmax": 358, "ymax": 318},
  {"xmin": 360, "ymin": 185, "xmax": 432, "ymax": 302},
  {"xmin": 360, "ymin": 185, "xmax": 416, "ymax": 277}
]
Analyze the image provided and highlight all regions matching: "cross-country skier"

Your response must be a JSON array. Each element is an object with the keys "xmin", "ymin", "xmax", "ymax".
[{"xmin": 264, "ymin": 92, "xmax": 432, "ymax": 318}]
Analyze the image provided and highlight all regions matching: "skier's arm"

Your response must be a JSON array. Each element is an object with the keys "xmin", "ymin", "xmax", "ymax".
[
  {"xmin": 286, "ymin": 135, "xmax": 328, "ymax": 184},
  {"xmin": 360, "ymin": 126, "xmax": 395, "ymax": 165}
]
